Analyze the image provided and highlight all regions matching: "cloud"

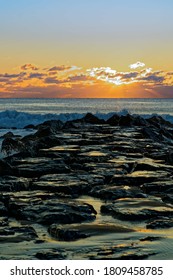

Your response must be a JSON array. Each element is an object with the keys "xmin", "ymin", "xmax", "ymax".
[
  {"xmin": 28, "ymin": 73, "xmax": 45, "ymax": 79},
  {"xmin": 0, "ymin": 62, "xmax": 173, "ymax": 98},
  {"xmin": 21, "ymin": 64, "xmax": 39, "ymax": 71},
  {"xmin": 129, "ymin": 61, "xmax": 145, "ymax": 69},
  {"xmin": 67, "ymin": 74, "xmax": 93, "ymax": 82},
  {"xmin": 44, "ymin": 77, "xmax": 62, "ymax": 84},
  {"xmin": 88, "ymin": 65, "xmax": 170, "ymax": 87},
  {"xmin": 48, "ymin": 65, "xmax": 81, "ymax": 72}
]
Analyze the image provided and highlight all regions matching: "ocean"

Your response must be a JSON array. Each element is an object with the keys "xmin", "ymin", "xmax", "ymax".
[{"xmin": 0, "ymin": 98, "xmax": 173, "ymax": 129}]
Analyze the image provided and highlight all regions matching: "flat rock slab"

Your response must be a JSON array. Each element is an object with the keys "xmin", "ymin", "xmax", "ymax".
[
  {"xmin": 0, "ymin": 226, "xmax": 38, "ymax": 242},
  {"xmin": 48, "ymin": 223, "xmax": 135, "ymax": 241},
  {"xmin": 142, "ymin": 181, "xmax": 173, "ymax": 195},
  {"xmin": 111, "ymin": 170, "xmax": 169, "ymax": 186},
  {"xmin": 101, "ymin": 198, "xmax": 173, "ymax": 221},
  {"xmin": 31, "ymin": 173, "xmax": 90, "ymax": 196},
  {"xmin": 0, "ymin": 176, "xmax": 30, "ymax": 192},
  {"xmin": 14, "ymin": 158, "xmax": 70, "ymax": 177},
  {"xmin": 7, "ymin": 196, "xmax": 97, "ymax": 225},
  {"xmin": 89, "ymin": 185, "xmax": 146, "ymax": 200}
]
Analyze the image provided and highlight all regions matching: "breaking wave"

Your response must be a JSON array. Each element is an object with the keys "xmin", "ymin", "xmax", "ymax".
[{"xmin": 0, "ymin": 109, "xmax": 173, "ymax": 129}]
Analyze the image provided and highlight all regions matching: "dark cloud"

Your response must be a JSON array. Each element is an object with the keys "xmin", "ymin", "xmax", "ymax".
[
  {"xmin": 44, "ymin": 77, "xmax": 62, "ymax": 84},
  {"xmin": 21, "ymin": 64, "xmax": 39, "ymax": 71},
  {"xmin": 29, "ymin": 73, "xmax": 45, "ymax": 79},
  {"xmin": 67, "ymin": 74, "xmax": 92, "ymax": 82},
  {"xmin": 138, "ymin": 74, "xmax": 165, "ymax": 84},
  {"xmin": 48, "ymin": 65, "xmax": 72, "ymax": 72}
]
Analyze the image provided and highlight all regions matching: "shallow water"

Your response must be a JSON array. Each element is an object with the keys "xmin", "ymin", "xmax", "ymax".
[{"xmin": 1, "ymin": 195, "xmax": 173, "ymax": 260}]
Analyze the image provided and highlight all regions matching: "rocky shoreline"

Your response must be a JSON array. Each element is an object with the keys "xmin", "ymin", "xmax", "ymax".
[{"xmin": 0, "ymin": 113, "xmax": 173, "ymax": 259}]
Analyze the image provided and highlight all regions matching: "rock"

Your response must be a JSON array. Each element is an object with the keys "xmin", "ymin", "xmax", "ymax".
[
  {"xmin": 0, "ymin": 226, "xmax": 38, "ymax": 242},
  {"xmin": 1, "ymin": 132, "xmax": 15, "ymax": 138},
  {"xmin": 110, "ymin": 170, "xmax": 168, "ymax": 186},
  {"xmin": 48, "ymin": 226, "xmax": 89, "ymax": 241},
  {"xmin": 142, "ymin": 181, "xmax": 173, "ymax": 195},
  {"xmin": 140, "ymin": 236, "xmax": 162, "ymax": 242},
  {"xmin": 35, "ymin": 249, "xmax": 66, "ymax": 260},
  {"xmin": 106, "ymin": 114, "xmax": 120, "ymax": 126},
  {"xmin": 146, "ymin": 219, "xmax": 173, "ymax": 229},
  {"xmin": 35, "ymin": 120, "xmax": 63, "ymax": 135},
  {"xmin": 101, "ymin": 198, "xmax": 173, "ymax": 221},
  {"xmin": 0, "ymin": 176, "xmax": 30, "ymax": 192},
  {"xmin": 0, "ymin": 202, "xmax": 8, "ymax": 216},
  {"xmin": 0, "ymin": 159, "xmax": 18, "ymax": 176},
  {"xmin": 31, "ymin": 173, "xmax": 90, "ymax": 196},
  {"xmin": 48, "ymin": 223, "xmax": 134, "ymax": 241},
  {"xmin": 7, "ymin": 197, "xmax": 96, "ymax": 225},
  {"xmin": 1, "ymin": 138, "xmax": 25, "ymax": 156},
  {"xmin": 81, "ymin": 113, "xmax": 105, "ymax": 124},
  {"xmin": 23, "ymin": 124, "xmax": 36, "ymax": 129},
  {"xmin": 89, "ymin": 185, "xmax": 146, "ymax": 200},
  {"xmin": 14, "ymin": 157, "xmax": 70, "ymax": 178}
]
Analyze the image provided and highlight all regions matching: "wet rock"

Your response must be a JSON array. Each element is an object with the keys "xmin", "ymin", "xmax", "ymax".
[
  {"xmin": 142, "ymin": 181, "xmax": 173, "ymax": 195},
  {"xmin": 49, "ymin": 223, "xmax": 134, "ymax": 241},
  {"xmin": 0, "ymin": 202, "xmax": 8, "ymax": 215},
  {"xmin": 1, "ymin": 132, "xmax": 15, "ymax": 138},
  {"xmin": 31, "ymin": 173, "xmax": 90, "ymax": 196},
  {"xmin": 146, "ymin": 219, "xmax": 173, "ymax": 229},
  {"xmin": 48, "ymin": 226, "xmax": 89, "ymax": 241},
  {"xmin": 7, "ymin": 198, "xmax": 96, "ymax": 225},
  {"xmin": 81, "ymin": 113, "xmax": 105, "ymax": 124},
  {"xmin": 0, "ymin": 226, "xmax": 38, "ymax": 242},
  {"xmin": 111, "ymin": 170, "xmax": 168, "ymax": 186},
  {"xmin": 35, "ymin": 120, "xmax": 63, "ymax": 135},
  {"xmin": 106, "ymin": 114, "xmax": 120, "ymax": 126},
  {"xmin": 23, "ymin": 124, "xmax": 36, "ymax": 129},
  {"xmin": 35, "ymin": 249, "xmax": 66, "ymax": 260},
  {"xmin": 140, "ymin": 236, "xmax": 163, "ymax": 242},
  {"xmin": 0, "ymin": 159, "xmax": 18, "ymax": 176},
  {"xmin": 14, "ymin": 157, "xmax": 70, "ymax": 178},
  {"xmin": 101, "ymin": 198, "xmax": 173, "ymax": 221},
  {"xmin": 89, "ymin": 185, "xmax": 146, "ymax": 200},
  {"xmin": 0, "ymin": 217, "xmax": 8, "ymax": 227},
  {"xmin": 89, "ymin": 243, "xmax": 156, "ymax": 260},
  {"xmin": 0, "ymin": 176, "xmax": 30, "ymax": 192}
]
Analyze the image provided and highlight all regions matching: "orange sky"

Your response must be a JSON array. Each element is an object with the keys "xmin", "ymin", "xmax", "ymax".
[{"xmin": 0, "ymin": 0, "xmax": 173, "ymax": 98}]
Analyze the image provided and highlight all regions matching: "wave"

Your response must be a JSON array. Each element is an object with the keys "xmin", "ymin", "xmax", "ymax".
[{"xmin": 0, "ymin": 109, "xmax": 173, "ymax": 129}]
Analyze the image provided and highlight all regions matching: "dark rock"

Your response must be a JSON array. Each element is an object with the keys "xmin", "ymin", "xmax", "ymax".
[
  {"xmin": 1, "ymin": 132, "xmax": 15, "ymax": 138},
  {"xmin": 146, "ymin": 219, "xmax": 173, "ymax": 229},
  {"xmin": 106, "ymin": 114, "xmax": 120, "ymax": 126},
  {"xmin": 81, "ymin": 113, "xmax": 105, "ymax": 124},
  {"xmin": 142, "ymin": 181, "xmax": 173, "ymax": 195},
  {"xmin": 35, "ymin": 249, "xmax": 66, "ymax": 260},
  {"xmin": 1, "ymin": 138, "xmax": 25, "ymax": 156},
  {"xmin": 31, "ymin": 173, "xmax": 90, "ymax": 196},
  {"xmin": 101, "ymin": 198, "xmax": 173, "ymax": 221},
  {"xmin": 0, "ymin": 226, "xmax": 38, "ymax": 242},
  {"xmin": 0, "ymin": 202, "xmax": 8, "ymax": 215},
  {"xmin": 14, "ymin": 158, "xmax": 70, "ymax": 178},
  {"xmin": 48, "ymin": 226, "xmax": 89, "ymax": 241},
  {"xmin": 7, "ymin": 198, "xmax": 96, "ymax": 225},
  {"xmin": 110, "ymin": 170, "xmax": 168, "ymax": 186},
  {"xmin": 0, "ymin": 176, "xmax": 30, "ymax": 192},
  {"xmin": 36, "ymin": 120, "xmax": 63, "ymax": 134},
  {"xmin": 119, "ymin": 114, "xmax": 134, "ymax": 126},
  {"xmin": 89, "ymin": 185, "xmax": 146, "ymax": 200},
  {"xmin": 23, "ymin": 124, "xmax": 36, "ymax": 129},
  {"xmin": 140, "ymin": 236, "xmax": 162, "ymax": 242}
]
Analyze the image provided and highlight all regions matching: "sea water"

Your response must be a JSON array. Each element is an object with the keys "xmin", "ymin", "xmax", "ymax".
[{"xmin": 0, "ymin": 98, "xmax": 173, "ymax": 128}]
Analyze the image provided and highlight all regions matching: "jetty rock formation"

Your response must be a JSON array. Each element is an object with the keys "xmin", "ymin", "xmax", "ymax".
[{"xmin": 0, "ymin": 113, "xmax": 173, "ymax": 260}]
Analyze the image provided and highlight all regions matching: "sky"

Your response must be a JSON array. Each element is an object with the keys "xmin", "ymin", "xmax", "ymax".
[{"xmin": 0, "ymin": 0, "xmax": 173, "ymax": 98}]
